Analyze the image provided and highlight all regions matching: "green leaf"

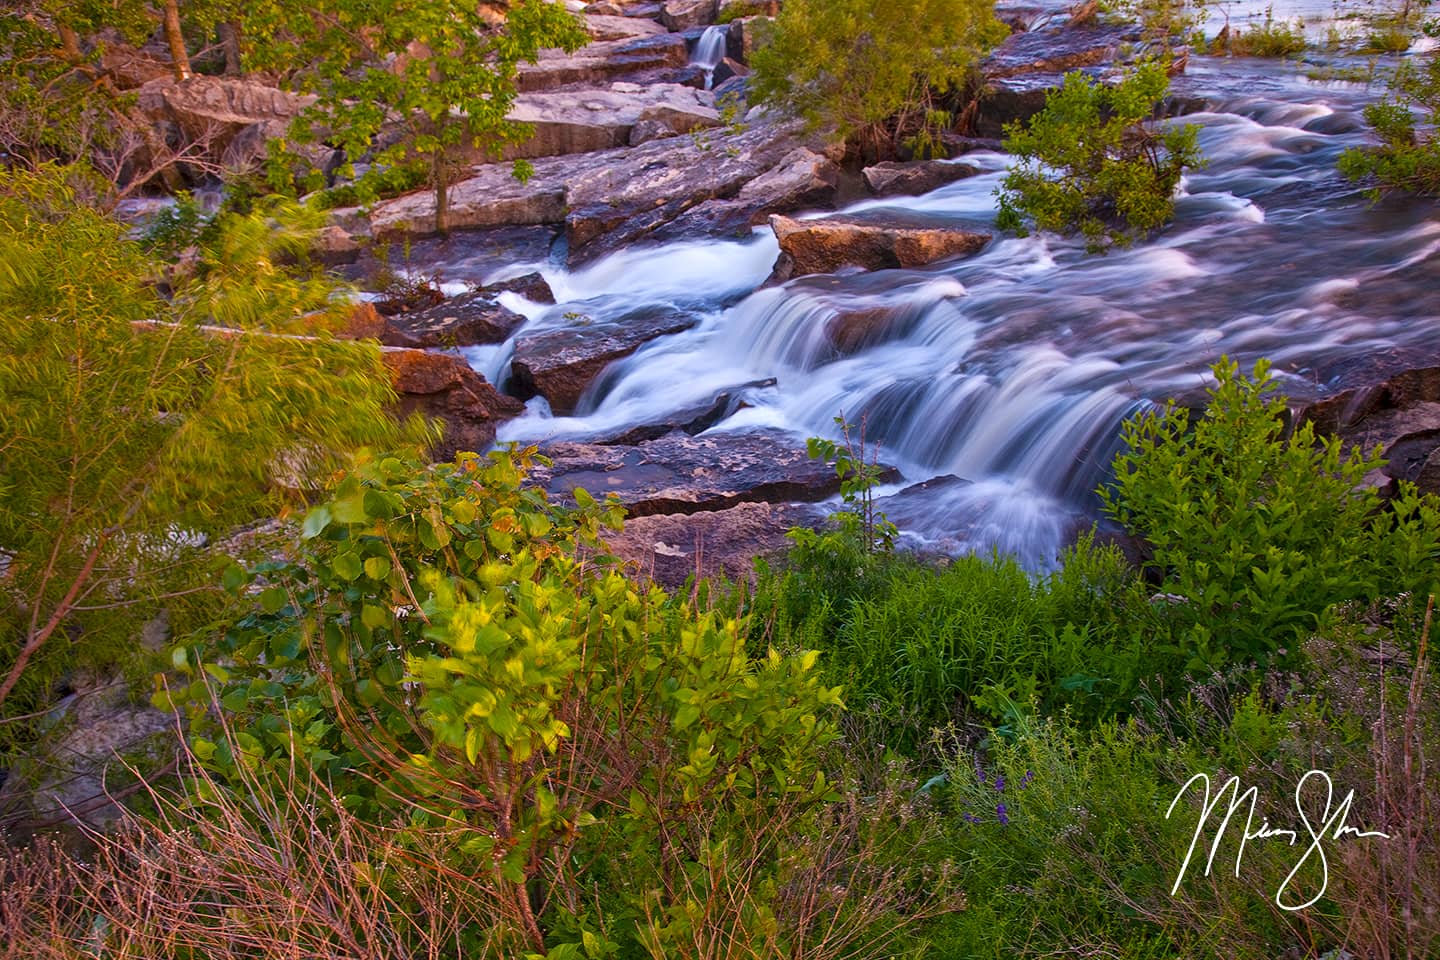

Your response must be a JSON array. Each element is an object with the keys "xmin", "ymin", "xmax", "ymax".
[{"xmin": 302, "ymin": 505, "xmax": 332, "ymax": 539}]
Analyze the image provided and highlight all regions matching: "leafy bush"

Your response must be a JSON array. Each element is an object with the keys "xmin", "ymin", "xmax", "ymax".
[
  {"xmin": 166, "ymin": 449, "xmax": 920, "ymax": 956},
  {"xmin": 996, "ymin": 60, "xmax": 1203, "ymax": 252},
  {"xmin": 0, "ymin": 165, "xmax": 423, "ymax": 747},
  {"xmin": 748, "ymin": 0, "xmax": 1009, "ymax": 155},
  {"xmin": 1101, "ymin": 357, "xmax": 1440, "ymax": 670},
  {"xmin": 1214, "ymin": 9, "xmax": 1308, "ymax": 57},
  {"xmin": 1339, "ymin": 53, "xmax": 1440, "ymax": 198}
]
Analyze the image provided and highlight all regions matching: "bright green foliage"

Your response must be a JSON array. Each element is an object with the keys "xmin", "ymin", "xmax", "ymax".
[
  {"xmin": 804, "ymin": 416, "xmax": 898, "ymax": 555},
  {"xmin": 1214, "ymin": 9, "xmax": 1308, "ymax": 57},
  {"xmin": 171, "ymin": 449, "xmax": 844, "ymax": 955},
  {"xmin": 246, "ymin": 0, "xmax": 587, "ymax": 234},
  {"xmin": 0, "ymin": 165, "xmax": 423, "ymax": 742},
  {"xmin": 1101, "ymin": 357, "xmax": 1440, "ymax": 669},
  {"xmin": 1101, "ymin": 0, "xmax": 1200, "ymax": 44},
  {"xmin": 996, "ymin": 61, "xmax": 1202, "ymax": 253},
  {"xmin": 1339, "ymin": 54, "xmax": 1440, "ymax": 199},
  {"xmin": 748, "ymin": 0, "xmax": 1009, "ymax": 154}
]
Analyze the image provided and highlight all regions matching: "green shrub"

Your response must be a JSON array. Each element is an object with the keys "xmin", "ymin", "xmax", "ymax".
[
  {"xmin": 167, "ymin": 448, "xmax": 867, "ymax": 956},
  {"xmin": 748, "ymin": 0, "xmax": 1008, "ymax": 154},
  {"xmin": 1339, "ymin": 54, "xmax": 1440, "ymax": 198},
  {"xmin": 1216, "ymin": 9, "xmax": 1308, "ymax": 57},
  {"xmin": 1101, "ymin": 356, "xmax": 1440, "ymax": 671},
  {"xmin": 996, "ymin": 60, "xmax": 1203, "ymax": 253}
]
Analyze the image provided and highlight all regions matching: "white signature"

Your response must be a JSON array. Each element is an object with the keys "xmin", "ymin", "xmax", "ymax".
[{"xmin": 1166, "ymin": 769, "xmax": 1391, "ymax": 911}]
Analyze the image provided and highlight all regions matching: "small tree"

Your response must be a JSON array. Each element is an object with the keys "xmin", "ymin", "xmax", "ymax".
[
  {"xmin": 748, "ymin": 0, "xmax": 1009, "ymax": 156},
  {"xmin": 996, "ymin": 60, "xmax": 1202, "ymax": 252},
  {"xmin": 1338, "ymin": 54, "xmax": 1440, "ymax": 199},
  {"xmin": 0, "ymin": 165, "xmax": 429, "ymax": 743},
  {"xmin": 251, "ymin": 0, "xmax": 587, "ymax": 234}
]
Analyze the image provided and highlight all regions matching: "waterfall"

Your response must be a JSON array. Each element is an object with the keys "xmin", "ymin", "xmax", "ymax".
[{"xmin": 690, "ymin": 25, "xmax": 727, "ymax": 90}]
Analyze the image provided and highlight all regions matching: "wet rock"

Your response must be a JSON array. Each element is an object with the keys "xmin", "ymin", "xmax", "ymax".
[
  {"xmin": 767, "ymin": 214, "xmax": 991, "ymax": 282},
  {"xmin": 824, "ymin": 305, "xmax": 910, "ymax": 354},
  {"xmin": 383, "ymin": 348, "xmax": 525, "ymax": 457},
  {"xmin": 99, "ymin": 42, "xmax": 173, "ymax": 89},
  {"xmin": 518, "ymin": 34, "xmax": 689, "ymax": 91},
  {"xmin": 530, "ymin": 428, "xmax": 890, "ymax": 515},
  {"xmin": 381, "ymin": 291, "xmax": 526, "ymax": 348},
  {"xmin": 660, "ymin": 0, "xmax": 717, "ymax": 32},
  {"xmin": 862, "ymin": 159, "xmax": 982, "ymax": 197},
  {"xmin": 486, "ymin": 271, "xmax": 555, "ymax": 304},
  {"xmin": 1298, "ymin": 364, "xmax": 1440, "ymax": 496},
  {"xmin": 510, "ymin": 306, "xmax": 701, "ymax": 415},
  {"xmin": 981, "ymin": 24, "xmax": 1140, "ymax": 80},
  {"xmin": 500, "ymin": 83, "xmax": 719, "ymax": 161},
  {"xmin": 588, "ymin": 378, "xmax": 777, "ymax": 444},
  {"xmin": 712, "ymin": 57, "xmax": 749, "ymax": 86},
  {"xmin": 606, "ymin": 501, "xmax": 816, "ymax": 587}
]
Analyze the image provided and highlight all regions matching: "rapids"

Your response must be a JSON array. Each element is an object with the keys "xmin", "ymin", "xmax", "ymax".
[{"xmin": 448, "ymin": 54, "xmax": 1439, "ymax": 568}]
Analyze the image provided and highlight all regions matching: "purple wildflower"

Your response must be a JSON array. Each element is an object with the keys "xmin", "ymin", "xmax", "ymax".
[
  {"xmin": 974, "ymin": 757, "xmax": 986, "ymax": 785},
  {"xmin": 963, "ymin": 812, "xmax": 982, "ymax": 825},
  {"xmin": 996, "ymin": 802, "xmax": 1009, "ymax": 826},
  {"xmin": 1020, "ymin": 769, "xmax": 1034, "ymax": 788},
  {"xmin": 994, "ymin": 775, "xmax": 1005, "ymax": 793}
]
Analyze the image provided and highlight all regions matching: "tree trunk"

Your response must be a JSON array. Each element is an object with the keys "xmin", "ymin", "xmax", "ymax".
[
  {"xmin": 163, "ymin": 0, "xmax": 193, "ymax": 81},
  {"xmin": 433, "ymin": 152, "xmax": 450, "ymax": 236},
  {"xmin": 218, "ymin": 21, "xmax": 243, "ymax": 75}
]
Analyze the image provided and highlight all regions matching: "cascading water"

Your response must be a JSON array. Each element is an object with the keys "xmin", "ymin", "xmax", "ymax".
[
  {"xmin": 452, "ymin": 57, "xmax": 1440, "ymax": 569},
  {"xmin": 690, "ymin": 25, "xmax": 728, "ymax": 90}
]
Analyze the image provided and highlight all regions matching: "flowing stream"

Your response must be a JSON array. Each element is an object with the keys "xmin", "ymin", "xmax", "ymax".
[{"xmin": 448, "ymin": 54, "xmax": 1439, "ymax": 568}]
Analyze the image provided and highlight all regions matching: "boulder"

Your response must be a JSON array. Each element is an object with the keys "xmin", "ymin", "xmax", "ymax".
[
  {"xmin": 367, "ymin": 156, "xmax": 570, "ymax": 238},
  {"xmin": 137, "ymin": 76, "xmax": 314, "ymax": 149},
  {"xmin": 767, "ymin": 215, "xmax": 991, "ymax": 282},
  {"xmin": 382, "ymin": 348, "xmax": 525, "ymax": 457},
  {"xmin": 500, "ymin": 83, "xmax": 719, "ymax": 161},
  {"xmin": 1299, "ymin": 363, "xmax": 1440, "ymax": 497},
  {"xmin": 563, "ymin": 120, "xmax": 819, "ymax": 260},
  {"xmin": 518, "ymin": 34, "xmax": 689, "ymax": 92},
  {"xmin": 824, "ymin": 305, "xmax": 908, "ymax": 354},
  {"xmin": 485, "ymin": 271, "xmax": 555, "ymax": 304},
  {"xmin": 606, "ymin": 501, "xmax": 816, "ymax": 587},
  {"xmin": 863, "ymin": 160, "xmax": 983, "ymax": 197},
  {"xmin": 381, "ymin": 291, "xmax": 527, "ymax": 348},
  {"xmin": 660, "ymin": 0, "xmax": 717, "ymax": 32},
  {"xmin": 529, "ymin": 428, "xmax": 891, "ymax": 515},
  {"xmin": 726, "ymin": 15, "xmax": 772, "ymax": 63},
  {"xmin": 311, "ymin": 224, "xmax": 363, "ymax": 265},
  {"xmin": 510, "ymin": 306, "xmax": 701, "ymax": 415},
  {"xmin": 99, "ymin": 42, "xmax": 173, "ymax": 89},
  {"xmin": 338, "ymin": 300, "xmax": 387, "ymax": 339}
]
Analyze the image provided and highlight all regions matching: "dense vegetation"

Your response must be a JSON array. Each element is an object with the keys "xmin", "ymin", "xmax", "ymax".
[
  {"xmin": 3, "ymin": 2, "xmax": 1440, "ymax": 958},
  {"xmin": 996, "ymin": 60, "xmax": 1203, "ymax": 252}
]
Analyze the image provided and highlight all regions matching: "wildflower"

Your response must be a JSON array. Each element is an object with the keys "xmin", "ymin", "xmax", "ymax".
[
  {"xmin": 1020, "ymin": 769, "xmax": 1034, "ymax": 788},
  {"xmin": 963, "ymin": 812, "xmax": 982, "ymax": 825},
  {"xmin": 994, "ymin": 775, "xmax": 1005, "ymax": 792},
  {"xmin": 996, "ymin": 802, "xmax": 1009, "ymax": 826}
]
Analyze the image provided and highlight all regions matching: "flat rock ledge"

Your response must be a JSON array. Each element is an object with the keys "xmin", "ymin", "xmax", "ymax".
[
  {"xmin": 766, "ymin": 215, "xmax": 991, "ymax": 283},
  {"xmin": 528, "ymin": 428, "xmax": 897, "ymax": 516}
]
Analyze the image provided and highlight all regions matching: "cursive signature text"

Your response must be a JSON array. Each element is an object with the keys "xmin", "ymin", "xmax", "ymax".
[{"xmin": 1166, "ymin": 769, "xmax": 1390, "ymax": 911}]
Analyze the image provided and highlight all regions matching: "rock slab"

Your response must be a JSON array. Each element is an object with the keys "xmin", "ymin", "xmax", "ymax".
[{"xmin": 767, "ymin": 215, "xmax": 991, "ymax": 282}]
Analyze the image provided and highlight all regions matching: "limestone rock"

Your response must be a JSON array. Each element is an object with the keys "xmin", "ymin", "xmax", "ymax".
[
  {"xmin": 529, "ymin": 428, "xmax": 892, "ymax": 515},
  {"xmin": 381, "ymin": 291, "xmax": 527, "ymax": 348},
  {"xmin": 605, "ymin": 501, "xmax": 816, "ymax": 587},
  {"xmin": 510, "ymin": 306, "xmax": 701, "ymax": 415},
  {"xmin": 767, "ymin": 214, "xmax": 991, "ymax": 282},
  {"xmin": 862, "ymin": 160, "xmax": 983, "ymax": 197},
  {"xmin": 660, "ymin": 0, "xmax": 717, "ymax": 32},
  {"xmin": 382, "ymin": 348, "xmax": 525, "ymax": 457}
]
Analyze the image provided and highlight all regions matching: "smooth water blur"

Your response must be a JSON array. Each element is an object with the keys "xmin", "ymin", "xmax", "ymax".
[{"xmin": 453, "ymin": 57, "xmax": 1440, "ymax": 568}]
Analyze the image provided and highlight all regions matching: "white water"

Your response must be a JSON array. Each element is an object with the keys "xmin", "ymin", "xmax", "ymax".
[
  {"xmin": 451, "ymin": 58, "xmax": 1440, "ymax": 568},
  {"xmin": 690, "ymin": 25, "xmax": 729, "ymax": 90}
]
